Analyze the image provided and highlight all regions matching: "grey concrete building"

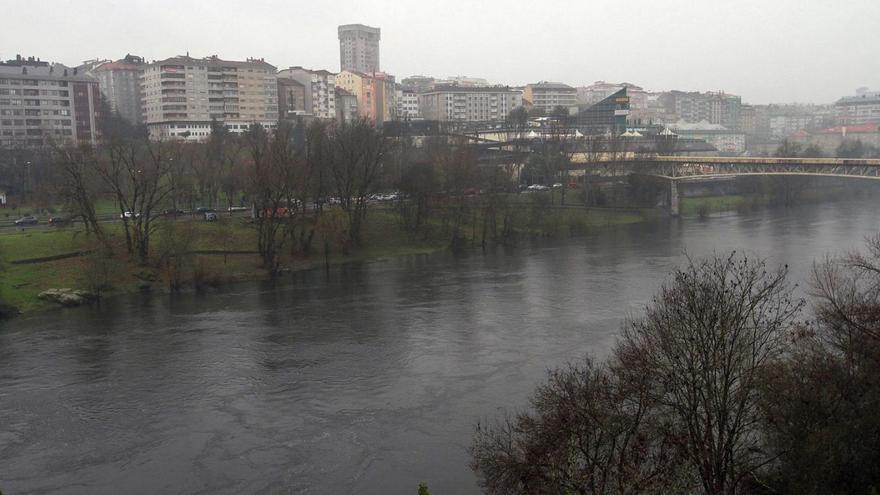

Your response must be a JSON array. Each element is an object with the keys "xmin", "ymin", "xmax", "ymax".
[
  {"xmin": 836, "ymin": 88, "xmax": 880, "ymax": 125},
  {"xmin": 418, "ymin": 85, "xmax": 522, "ymax": 122},
  {"xmin": 0, "ymin": 57, "xmax": 101, "ymax": 148},
  {"xmin": 335, "ymin": 87, "xmax": 358, "ymax": 123},
  {"xmin": 338, "ymin": 24, "xmax": 380, "ymax": 73},
  {"xmin": 92, "ymin": 54, "xmax": 145, "ymax": 124},
  {"xmin": 277, "ymin": 67, "xmax": 337, "ymax": 120}
]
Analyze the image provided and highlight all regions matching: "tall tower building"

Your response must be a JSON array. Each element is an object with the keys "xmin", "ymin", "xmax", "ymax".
[{"xmin": 338, "ymin": 24, "xmax": 381, "ymax": 73}]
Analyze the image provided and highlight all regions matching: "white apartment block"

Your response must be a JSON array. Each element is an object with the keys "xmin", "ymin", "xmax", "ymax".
[
  {"xmin": 140, "ymin": 55, "xmax": 278, "ymax": 141},
  {"xmin": 523, "ymin": 82, "xmax": 577, "ymax": 113},
  {"xmin": 396, "ymin": 87, "xmax": 420, "ymax": 119},
  {"xmin": 836, "ymin": 89, "xmax": 880, "ymax": 125},
  {"xmin": 418, "ymin": 85, "xmax": 523, "ymax": 122}
]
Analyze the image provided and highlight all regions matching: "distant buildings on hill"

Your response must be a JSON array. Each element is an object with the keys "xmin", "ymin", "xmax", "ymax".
[{"xmin": 1, "ymin": 22, "xmax": 877, "ymax": 155}]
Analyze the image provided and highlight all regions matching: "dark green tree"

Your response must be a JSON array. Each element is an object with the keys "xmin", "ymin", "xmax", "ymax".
[
  {"xmin": 774, "ymin": 139, "xmax": 803, "ymax": 158},
  {"xmin": 801, "ymin": 143, "xmax": 824, "ymax": 158},
  {"xmin": 506, "ymin": 106, "xmax": 529, "ymax": 129},
  {"xmin": 836, "ymin": 139, "xmax": 865, "ymax": 158}
]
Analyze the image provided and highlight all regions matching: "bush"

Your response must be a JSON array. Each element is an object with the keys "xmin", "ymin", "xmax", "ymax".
[{"xmin": 473, "ymin": 254, "xmax": 804, "ymax": 495}]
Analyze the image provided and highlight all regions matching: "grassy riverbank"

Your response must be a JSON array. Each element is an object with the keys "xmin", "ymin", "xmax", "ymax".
[{"xmin": 0, "ymin": 205, "xmax": 649, "ymax": 315}]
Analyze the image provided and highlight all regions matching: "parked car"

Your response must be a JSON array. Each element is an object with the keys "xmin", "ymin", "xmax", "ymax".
[
  {"xmin": 204, "ymin": 212, "xmax": 219, "ymax": 222},
  {"xmin": 552, "ymin": 183, "xmax": 563, "ymax": 189},
  {"xmin": 120, "ymin": 211, "xmax": 141, "ymax": 219},
  {"xmin": 527, "ymin": 184, "xmax": 550, "ymax": 192},
  {"xmin": 162, "ymin": 208, "xmax": 186, "ymax": 217},
  {"xmin": 14, "ymin": 215, "xmax": 38, "ymax": 226},
  {"xmin": 48, "ymin": 216, "xmax": 72, "ymax": 226},
  {"xmin": 194, "ymin": 207, "xmax": 215, "ymax": 215},
  {"xmin": 227, "ymin": 206, "xmax": 248, "ymax": 212}
]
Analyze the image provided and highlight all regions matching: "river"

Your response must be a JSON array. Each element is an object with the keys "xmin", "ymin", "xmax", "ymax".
[{"xmin": 2, "ymin": 199, "xmax": 879, "ymax": 494}]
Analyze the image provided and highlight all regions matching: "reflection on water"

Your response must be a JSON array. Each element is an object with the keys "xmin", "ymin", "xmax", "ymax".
[{"xmin": 1, "ymin": 200, "xmax": 879, "ymax": 494}]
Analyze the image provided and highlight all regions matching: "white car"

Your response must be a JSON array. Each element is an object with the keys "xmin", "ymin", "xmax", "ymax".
[
  {"xmin": 120, "ymin": 211, "xmax": 141, "ymax": 219},
  {"xmin": 527, "ymin": 184, "xmax": 550, "ymax": 191}
]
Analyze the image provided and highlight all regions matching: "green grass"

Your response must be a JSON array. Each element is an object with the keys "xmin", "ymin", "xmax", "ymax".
[
  {"xmin": 680, "ymin": 195, "xmax": 753, "ymax": 215},
  {"xmin": 0, "ymin": 205, "xmax": 648, "ymax": 316}
]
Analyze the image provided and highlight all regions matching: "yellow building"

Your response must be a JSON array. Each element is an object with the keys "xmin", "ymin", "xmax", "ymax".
[{"xmin": 336, "ymin": 70, "xmax": 397, "ymax": 124}]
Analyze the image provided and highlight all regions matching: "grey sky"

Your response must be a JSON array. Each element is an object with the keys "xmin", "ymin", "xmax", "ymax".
[{"xmin": 7, "ymin": 0, "xmax": 879, "ymax": 104}]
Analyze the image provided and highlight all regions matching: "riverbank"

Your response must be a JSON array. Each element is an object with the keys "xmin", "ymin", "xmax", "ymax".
[
  {"xmin": 679, "ymin": 182, "xmax": 880, "ymax": 217},
  {"xmin": 0, "ymin": 204, "xmax": 650, "ymax": 316}
]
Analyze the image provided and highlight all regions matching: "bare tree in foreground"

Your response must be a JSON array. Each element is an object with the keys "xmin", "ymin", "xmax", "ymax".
[
  {"xmin": 473, "ymin": 254, "xmax": 803, "ymax": 495},
  {"xmin": 620, "ymin": 254, "xmax": 802, "ymax": 495},
  {"xmin": 472, "ymin": 358, "xmax": 689, "ymax": 494}
]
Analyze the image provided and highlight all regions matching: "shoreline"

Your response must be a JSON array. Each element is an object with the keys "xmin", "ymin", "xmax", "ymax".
[{"xmin": 0, "ymin": 205, "xmax": 652, "ymax": 318}]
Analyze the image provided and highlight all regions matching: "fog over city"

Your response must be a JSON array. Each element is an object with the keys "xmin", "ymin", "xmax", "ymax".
[
  {"xmin": 7, "ymin": 0, "xmax": 880, "ymax": 103},
  {"xmin": 4, "ymin": 2, "xmax": 880, "ymax": 495}
]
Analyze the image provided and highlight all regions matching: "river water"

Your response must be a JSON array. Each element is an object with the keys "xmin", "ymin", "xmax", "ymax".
[{"xmin": 2, "ymin": 200, "xmax": 880, "ymax": 494}]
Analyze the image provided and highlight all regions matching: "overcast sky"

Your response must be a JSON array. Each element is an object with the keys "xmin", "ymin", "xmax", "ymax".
[{"xmin": 6, "ymin": 0, "xmax": 879, "ymax": 104}]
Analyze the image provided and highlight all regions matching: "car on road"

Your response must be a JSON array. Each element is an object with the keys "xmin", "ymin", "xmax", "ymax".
[
  {"xmin": 204, "ymin": 212, "xmax": 219, "ymax": 221},
  {"xmin": 120, "ymin": 211, "xmax": 141, "ymax": 219},
  {"xmin": 526, "ymin": 184, "xmax": 550, "ymax": 192},
  {"xmin": 162, "ymin": 208, "xmax": 186, "ymax": 217},
  {"xmin": 14, "ymin": 215, "xmax": 38, "ymax": 226},
  {"xmin": 194, "ymin": 207, "xmax": 216, "ymax": 215},
  {"xmin": 48, "ymin": 216, "xmax": 72, "ymax": 226},
  {"xmin": 227, "ymin": 206, "xmax": 248, "ymax": 212},
  {"xmin": 552, "ymin": 183, "xmax": 563, "ymax": 189}
]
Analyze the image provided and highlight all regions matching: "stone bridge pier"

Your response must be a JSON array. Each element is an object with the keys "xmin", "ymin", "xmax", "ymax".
[{"xmin": 668, "ymin": 180, "xmax": 679, "ymax": 216}]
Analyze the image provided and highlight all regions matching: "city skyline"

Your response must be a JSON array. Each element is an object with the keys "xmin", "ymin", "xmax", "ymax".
[{"xmin": 5, "ymin": 0, "xmax": 879, "ymax": 105}]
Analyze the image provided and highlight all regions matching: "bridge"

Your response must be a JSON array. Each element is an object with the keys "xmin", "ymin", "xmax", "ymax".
[{"xmin": 570, "ymin": 155, "xmax": 880, "ymax": 215}]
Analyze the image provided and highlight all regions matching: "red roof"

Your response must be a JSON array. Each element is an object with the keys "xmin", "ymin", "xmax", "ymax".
[{"xmin": 818, "ymin": 123, "xmax": 880, "ymax": 134}]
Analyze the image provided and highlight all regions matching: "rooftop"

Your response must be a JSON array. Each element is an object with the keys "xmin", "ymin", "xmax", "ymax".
[
  {"xmin": 0, "ymin": 63, "xmax": 96, "ymax": 81},
  {"xmin": 528, "ymin": 81, "xmax": 575, "ymax": 91},
  {"xmin": 423, "ymin": 84, "xmax": 519, "ymax": 94},
  {"xmin": 817, "ymin": 123, "xmax": 880, "ymax": 134},
  {"xmin": 151, "ymin": 55, "xmax": 276, "ymax": 71}
]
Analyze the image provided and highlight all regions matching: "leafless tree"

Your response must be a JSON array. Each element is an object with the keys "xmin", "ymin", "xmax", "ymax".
[
  {"xmin": 97, "ymin": 137, "xmax": 175, "ymax": 263},
  {"xmin": 52, "ymin": 143, "xmax": 107, "ymax": 245},
  {"xmin": 328, "ymin": 118, "xmax": 389, "ymax": 247},
  {"xmin": 472, "ymin": 358, "xmax": 689, "ymax": 495},
  {"xmin": 620, "ymin": 254, "xmax": 802, "ymax": 495},
  {"xmin": 245, "ymin": 124, "xmax": 290, "ymax": 272}
]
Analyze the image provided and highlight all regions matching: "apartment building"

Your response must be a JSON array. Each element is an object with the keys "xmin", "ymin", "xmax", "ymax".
[
  {"xmin": 276, "ymin": 77, "xmax": 307, "ymax": 118},
  {"xmin": 338, "ymin": 24, "xmax": 381, "ymax": 73},
  {"xmin": 140, "ymin": 55, "xmax": 278, "ymax": 141},
  {"xmin": 0, "ymin": 57, "xmax": 101, "ymax": 149},
  {"xmin": 336, "ymin": 87, "xmax": 358, "ymax": 123},
  {"xmin": 836, "ymin": 88, "xmax": 880, "ymax": 125},
  {"xmin": 660, "ymin": 91, "xmax": 742, "ymax": 130},
  {"xmin": 336, "ymin": 70, "xmax": 397, "ymax": 124},
  {"xmin": 276, "ymin": 67, "xmax": 337, "ymax": 120},
  {"xmin": 91, "ymin": 54, "xmax": 145, "ymax": 125},
  {"xmin": 418, "ymin": 85, "xmax": 523, "ymax": 122},
  {"xmin": 523, "ymin": 82, "xmax": 577, "ymax": 113},
  {"xmin": 396, "ymin": 86, "xmax": 420, "ymax": 119}
]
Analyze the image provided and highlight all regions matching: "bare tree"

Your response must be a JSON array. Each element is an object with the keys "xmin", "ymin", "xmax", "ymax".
[
  {"xmin": 97, "ymin": 137, "xmax": 175, "ymax": 263},
  {"xmin": 620, "ymin": 254, "xmax": 802, "ymax": 495},
  {"xmin": 472, "ymin": 358, "xmax": 689, "ymax": 495},
  {"xmin": 328, "ymin": 118, "xmax": 389, "ymax": 247},
  {"xmin": 245, "ymin": 124, "xmax": 290, "ymax": 272},
  {"xmin": 52, "ymin": 143, "xmax": 106, "ymax": 244}
]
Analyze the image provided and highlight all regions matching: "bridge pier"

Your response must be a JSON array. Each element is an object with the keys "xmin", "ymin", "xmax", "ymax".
[{"xmin": 668, "ymin": 180, "xmax": 679, "ymax": 216}]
